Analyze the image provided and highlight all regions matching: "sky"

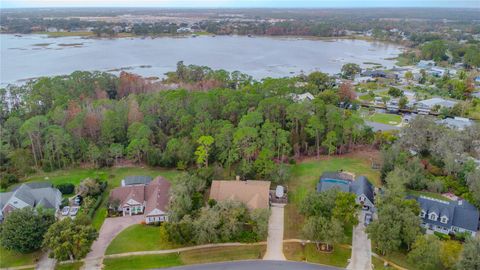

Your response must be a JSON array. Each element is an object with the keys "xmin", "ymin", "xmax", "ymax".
[{"xmin": 1, "ymin": 0, "xmax": 479, "ymax": 8}]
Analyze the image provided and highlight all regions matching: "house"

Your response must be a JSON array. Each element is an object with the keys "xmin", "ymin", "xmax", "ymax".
[
  {"xmin": 361, "ymin": 70, "xmax": 386, "ymax": 78},
  {"xmin": 411, "ymin": 195, "xmax": 479, "ymax": 237},
  {"xmin": 290, "ymin": 92, "xmax": 314, "ymax": 102},
  {"xmin": 121, "ymin": 175, "xmax": 152, "ymax": 187},
  {"xmin": 417, "ymin": 97, "xmax": 457, "ymax": 114},
  {"xmin": 416, "ymin": 60, "xmax": 435, "ymax": 69},
  {"xmin": 437, "ymin": 117, "xmax": 474, "ymax": 131},
  {"xmin": 316, "ymin": 172, "xmax": 375, "ymax": 211},
  {"xmin": 386, "ymin": 99, "xmax": 400, "ymax": 113},
  {"xmin": 209, "ymin": 179, "xmax": 271, "ymax": 210},
  {"xmin": 110, "ymin": 176, "xmax": 170, "ymax": 224},
  {"xmin": 429, "ymin": 67, "xmax": 447, "ymax": 77},
  {"xmin": 0, "ymin": 183, "xmax": 62, "ymax": 221}
]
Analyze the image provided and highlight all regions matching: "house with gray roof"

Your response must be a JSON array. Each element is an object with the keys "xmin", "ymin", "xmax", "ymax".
[
  {"xmin": 0, "ymin": 183, "xmax": 62, "ymax": 221},
  {"xmin": 437, "ymin": 117, "xmax": 474, "ymax": 131},
  {"xmin": 317, "ymin": 172, "xmax": 375, "ymax": 211},
  {"xmin": 121, "ymin": 176, "xmax": 153, "ymax": 187},
  {"xmin": 411, "ymin": 195, "xmax": 479, "ymax": 237}
]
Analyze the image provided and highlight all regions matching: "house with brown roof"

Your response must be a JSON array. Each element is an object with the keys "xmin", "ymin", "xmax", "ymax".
[
  {"xmin": 110, "ymin": 176, "xmax": 171, "ymax": 224},
  {"xmin": 209, "ymin": 179, "xmax": 271, "ymax": 210}
]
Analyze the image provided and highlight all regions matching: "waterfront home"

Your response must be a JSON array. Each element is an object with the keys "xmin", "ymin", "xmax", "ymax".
[
  {"xmin": 417, "ymin": 97, "xmax": 457, "ymax": 114},
  {"xmin": 410, "ymin": 195, "xmax": 479, "ymax": 237},
  {"xmin": 437, "ymin": 117, "xmax": 474, "ymax": 131},
  {"xmin": 316, "ymin": 172, "xmax": 375, "ymax": 212},
  {"xmin": 110, "ymin": 176, "xmax": 170, "ymax": 224},
  {"xmin": 0, "ymin": 183, "xmax": 62, "ymax": 221},
  {"xmin": 209, "ymin": 179, "xmax": 271, "ymax": 210}
]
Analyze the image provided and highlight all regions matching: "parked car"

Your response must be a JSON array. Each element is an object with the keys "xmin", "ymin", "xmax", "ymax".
[
  {"xmin": 61, "ymin": 206, "xmax": 70, "ymax": 216},
  {"xmin": 69, "ymin": 206, "xmax": 79, "ymax": 216},
  {"xmin": 73, "ymin": 195, "xmax": 82, "ymax": 206},
  {"xmin": 364, "ymin": 213, "xmax": 373, "ymax": 226},
  {"xmin": 275, "ymin": 185, "xmax": 284, "ymax": 198}
]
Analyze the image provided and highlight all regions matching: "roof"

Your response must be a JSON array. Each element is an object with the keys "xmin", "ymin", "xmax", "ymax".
[
  {"xmin": 418, "ymin": 98, "xmax": 457, "ymax": 109},
  {"xmin": 437, "ymin": 117, "xmax": 474, "ymax": 130},
  {"xmin": 412, "ymin": 195, "xmax": 480, "ymax": 232},
  {"xmin": 123, "ymin": 176, "xmax": 152, "ymax": 186},
  {"xmin": 350, "ymin": 176, "xmax": 375, "ymax": 203},
  {"xmin": 0, "ymin": 184, "xmax": 61, "ymax": 216},
  {"xmin": 320, "ymin": 172, "xmax": 355, "ymax": 181},
  {"xmin": 209, "ymin": 180, "xmax": 271, "ymax": 210},
  {"xmin": 12, "ymin": 182, "xmax": 52, "ymax": 191},
  {"xmin": 110, "ymin": 176, "xmax": 171, "ymax": 214}
]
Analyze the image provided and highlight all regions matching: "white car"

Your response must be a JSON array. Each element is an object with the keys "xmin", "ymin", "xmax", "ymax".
[{"xmin": 61, "ymin": 206, "xmax": 70, "ymax": 216}]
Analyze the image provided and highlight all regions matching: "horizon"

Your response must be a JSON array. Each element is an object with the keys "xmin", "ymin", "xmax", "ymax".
[{"xmin": 1, "ymin": 0, "xmax": 479, "ymax": 9}]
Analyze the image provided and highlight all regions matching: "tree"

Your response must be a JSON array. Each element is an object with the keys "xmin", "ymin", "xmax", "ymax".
[
  {"xmin": 20, "ymin": 115, "xmax": 48, "ymax": 167},
  {"xmin": 332, "ymin": 192, "xmax": 358, "ymax": 227},
  {"xmin": 168, "ymin": 173, "xmax": 206, "ymax": 222},
  {"xmin": 126, "ymin": 138, "xmax": 149, "ymax": 163},
  {"xmin": 463, "ymin": 45, "xmax": 480, "ymax": 68},
  {"xmin": 254, "ymin": 148, "xmax": 275, "ymax": 179},
  {"xmin": 407, "ymin": 235, "xmax": 441, "ymax": 270},
  {"xmin": 457, "ymin": 237, "xmax": 480, "ymax": 270},
  {"xmin": 76, "ymin": 178, "xmax": 102, "ymax": 197},
  {"xmin": 0, "ymin": 208, "xmax": 55, "ymax": 253},
  {"xmin": 404, "ymin": 71, "xmax": 413, "ymax": 82},
  {"xmin": 439, "ymin": 240, "xmax": 462, "ymax": 269},
  {"xmin": 341, "ymin": 63, "xmax": 361, "ymax": 79},
  {"xmin": 42, "ymin": 216, "xmax": 98, "ymax": 261},
  {"xmin": 307, "ymin": 71, "xmax": 331, "ymax": 92},
  {"xmin": 108, "ymin": 143, "xmax": 124, "ymax": 165},
  {"xmin": 421, "ymin": 40, "xmax": 447, "ymax": 62},
  {"xmin": 338, "ymin": 82, "xmax": 356, "ymax": 102},
  {"xmin": 194, "ymin": 135, "xmax": 214, "ymax": 167},
  {"xmin": 322, "ymin": 131, "xmax": 337, "ymax": 155},
  {"xmin": 302, "ymin": 216, "xmax": 344, "ymax": 250}
]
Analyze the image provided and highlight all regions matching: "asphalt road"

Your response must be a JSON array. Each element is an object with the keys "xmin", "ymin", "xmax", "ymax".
[{"xmin": 161, "ymin": 260, "xmax": 345, "ymax": 270}]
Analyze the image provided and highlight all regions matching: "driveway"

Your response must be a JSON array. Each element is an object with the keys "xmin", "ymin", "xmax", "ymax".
[
  {"xmin": 82, "ymin": 215, "xmax": 144, "ymax": 270},
  {"xmin": 163, "ymin": 260, "xmax": 344, "ymax": 270},
  {"xmin": 263, "ymin": 205, "xmax": 286, "ymax": 261},
  {"xmin": 347, "ymin": 211, "xmax": 372, "ymax": 270},
  {"xmin": 35, "ymin": 252, "xmax": 56, "ymax": 270}
]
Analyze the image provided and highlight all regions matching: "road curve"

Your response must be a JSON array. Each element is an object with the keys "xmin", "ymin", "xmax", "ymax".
[{"xmin": 161, "ymin": 260, "xmax": 345, "ymax": 270}]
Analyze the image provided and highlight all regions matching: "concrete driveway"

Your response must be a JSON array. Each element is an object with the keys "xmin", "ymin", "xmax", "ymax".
[
  {"xmin": 263, "ymin": 205, "xmax": 286, "ymax": 261},
  {"xmin": 347, "ymin": 211, "xmax": 372, "ymax": 270},
  {"xmin": 82, "ymin": 215, "xmax": 144, "ymax": 270}
]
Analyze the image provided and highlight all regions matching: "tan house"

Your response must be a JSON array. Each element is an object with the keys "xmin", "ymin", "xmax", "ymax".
[
  {"xmin": 209, "ymin": 179, "xmax": 271, "ymax": 210},
  {"xmin": 110, "ymin": 176, "xmax": 170, "ymax": 224}
]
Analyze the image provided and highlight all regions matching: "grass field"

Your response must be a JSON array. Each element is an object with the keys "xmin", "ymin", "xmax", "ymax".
[
  {"xmin": 372, "ymin": 256, "xmax": 389, "ymax": 269},
  {"xmin": 103, "ymin": 245, "xmax": 266, "ymax": 270},
  {"xmin": 106, "ymin": 224, "xmax": 182, "ymax": 255},
  {"xmin": 0, "ymin": 247, "xmax": 41, "ymax": 268},
  {"xmin": 284, "ymin": 153, "xmax": 380, "ymax": 239},
  {"xmin": 367, "ymin": 113, "xmax": 402, "ymax": 125},
  {"xmin": 408, "ymin": 190, "xmax": 451, "ymax": 201},
  {"xmin": 284, "ymin": 242, "xmax": 351, "ymax": 268},
  {"xmin": 55, "ymin": 262, "xmax": 83, "ymax": 270}
]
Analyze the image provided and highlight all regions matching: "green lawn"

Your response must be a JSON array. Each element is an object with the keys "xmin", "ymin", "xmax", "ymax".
[
  {"xmin": 103, "ymin": 245, "xmax": 265, "ymax": 270},
  {"xmin": 0, "ymin": 247, "xmax": 41, "ymax": 268},
  {"xmin": 408, "ymin": 190, "xmax": 451, "ymax": 201},
  {"xmin": 372, "ymin": 256, "xmax": 390, "ymax": 269},
  {"xmin": 103, "ymin": 254, "xmax": 182, "ymax": 270},
  {"xmin": 106, "ymin": 224, "xmax": 182, "ymax": 255},
  {"xmin": 284, "ymin": 242, "xmax": 351, "ymax": 268},
  {"xmin": 284, "ymin": 154, "xmax": 380, "ymax": 239},
  {"xmin": 55, "ymin": 262, "xmax": 83, "ymax": 270},
  {"xmin": 367, "ymin": 113, "xmax": 402, "ymax": 125}
]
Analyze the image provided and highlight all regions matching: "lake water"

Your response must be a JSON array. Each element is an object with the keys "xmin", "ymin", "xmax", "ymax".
[{"xmin": 0, "ymin": 34, "xmax": 402, "ymax": 86}]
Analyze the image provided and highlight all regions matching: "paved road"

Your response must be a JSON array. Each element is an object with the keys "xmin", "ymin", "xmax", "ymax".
[
  {"xmin": 162, "ymin": 260, "xmax": 344, "ymax": 270},
  {"xmin": 347, "ymin": 211, "xmax": 372, "ymax": 270},
  {"xmin": 35, "ymin": 252, "xmax": 56, "ymax": 270},
  {"xmin": 263, "ymin": 205, "xmax": 286, "ymax": 260},
  {"xmin": 82, "ymin": 215, "xmax": 144, "ymax": 270}
]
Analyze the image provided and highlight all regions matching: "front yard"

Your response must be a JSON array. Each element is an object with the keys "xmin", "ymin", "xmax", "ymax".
[
  {"xmin": 106, "ymin": 224, "xmax": 182, "ymax": 255},
  {"xmin": 102, "ymin": 245, "xmax": 266, "ymax": 270},
  {"xmin": 0, "ymin": 247, "xmax": 41, "ymax": 268},
  {"xmin": 283, "ymin": 242, "xmax": 351, "ymax": 268}
]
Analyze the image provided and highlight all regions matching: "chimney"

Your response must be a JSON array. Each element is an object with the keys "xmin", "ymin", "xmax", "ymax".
[
  {"xmin": 236, "ymin": 175, "xmax": 240, "ymax": 181},
  {"xmin": 459, "ymin": 200, "xmax": 463, "ymax": 206}
]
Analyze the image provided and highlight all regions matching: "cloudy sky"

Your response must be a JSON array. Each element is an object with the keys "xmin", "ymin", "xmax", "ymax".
[{"xmin": 1, "ymin": 0, "xmax": 479, "ymax": 8}]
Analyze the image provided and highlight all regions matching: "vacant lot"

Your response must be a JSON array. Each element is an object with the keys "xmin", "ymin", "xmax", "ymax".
[{"xmin": 106, "ymin": 224, "xmax": 182, "ymax": 254}]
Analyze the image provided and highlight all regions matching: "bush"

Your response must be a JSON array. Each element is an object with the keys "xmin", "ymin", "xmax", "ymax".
[
  {"xmin": 0, "ymin": 174, "xmax": 19, "ymax": 189},
  {"xmin": 56, "ymin": 183, "xmax": 75, "ymax": 195},
  {"xmin": 434, "ymin": 231, "xmax": 451, "ymax": 240}
]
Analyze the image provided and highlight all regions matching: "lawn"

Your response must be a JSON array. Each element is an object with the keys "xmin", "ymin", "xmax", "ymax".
[
  {"xmin": 55, "ymin": 262, "xmax": 83, "ymax": 270},
  {"xmin": 106, "ymin": 224, "xmax": 182, "ymax": 255},
  {"xmin": 103, "ymin": 245, "xmax": 266, "ymax": 270},
  {"xmin": 372, "ymin": 256, "xmax": 390, "ymax": 269},
  {"xmin": 283, "ymin": 242, "xmax": 351, "ymax": 268},
  {"xmin": 367, "ymin": 113, "xmax": 402, "ymax": 125},
  {"xmin": 285, "ymin": 154, "xmax": 380, "ymax": 239},
  {"xmin": 408, "ymin": 190, "xmax": 451, "ymax": 201},
  {"xmin": 0, "ymin": 247, "xmax": 42, "ymax": 268},
  {"xmin": 103, "ymin": 254, "xmax": 182, "ymax": 270}
]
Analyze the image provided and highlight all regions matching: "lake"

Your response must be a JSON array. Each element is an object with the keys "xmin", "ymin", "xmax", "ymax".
[{"xmin": 0, "ymin": 34, "xmax": 403, "ymax": 86}]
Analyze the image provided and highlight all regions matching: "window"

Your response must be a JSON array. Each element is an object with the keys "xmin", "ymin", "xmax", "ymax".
[
  {"xmin": 429, "ymin": 213, "xmax": 437, "ymax": 221},
  {"xmin": 440, "ymin": 216, "xmax": 448, "ymax": 224},
  {"xmin": 420, "ymin": 211, "xmax": 426, "ymax": 218}
]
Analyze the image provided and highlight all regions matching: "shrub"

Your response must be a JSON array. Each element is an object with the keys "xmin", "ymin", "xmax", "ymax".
[
  {"xmin": 56, "ymin": 183, "xmax": 75, "ymax": 195},
  {"xmin": 0, "ymin": 174, "xmax": 19, "ymax": 189}
]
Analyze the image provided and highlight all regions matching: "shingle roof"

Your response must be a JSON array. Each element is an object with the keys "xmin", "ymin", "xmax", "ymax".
[
  {"xmin": 145, "ymin": 177, "xmax": 171, "ymax": 215},
  {"xmin": 413, "ymin": 196, "xmax": 479, "ymax": 232},
  {"xmin": 1, "ymin": 184, "xmax": 61, "ymax": 217},
  {"xmin": 123, "ymin": 176, "xmax": 152, "ymax": 186},
  {"xmin": 209, "ymin": 180, "xmax": 271, "ymax": 210},
  {"xmin": 13, "ymin": 185, "xmax": 35, "ymax": 206},
  {"xmin": 350, "ymin": 176, "xmax": 375, "ymax": 203}
]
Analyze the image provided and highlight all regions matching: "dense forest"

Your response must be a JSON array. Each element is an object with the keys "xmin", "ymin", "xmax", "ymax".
[{"xmin": 0, "ymin": 63, "xmax": 373, "ymax": 186}]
